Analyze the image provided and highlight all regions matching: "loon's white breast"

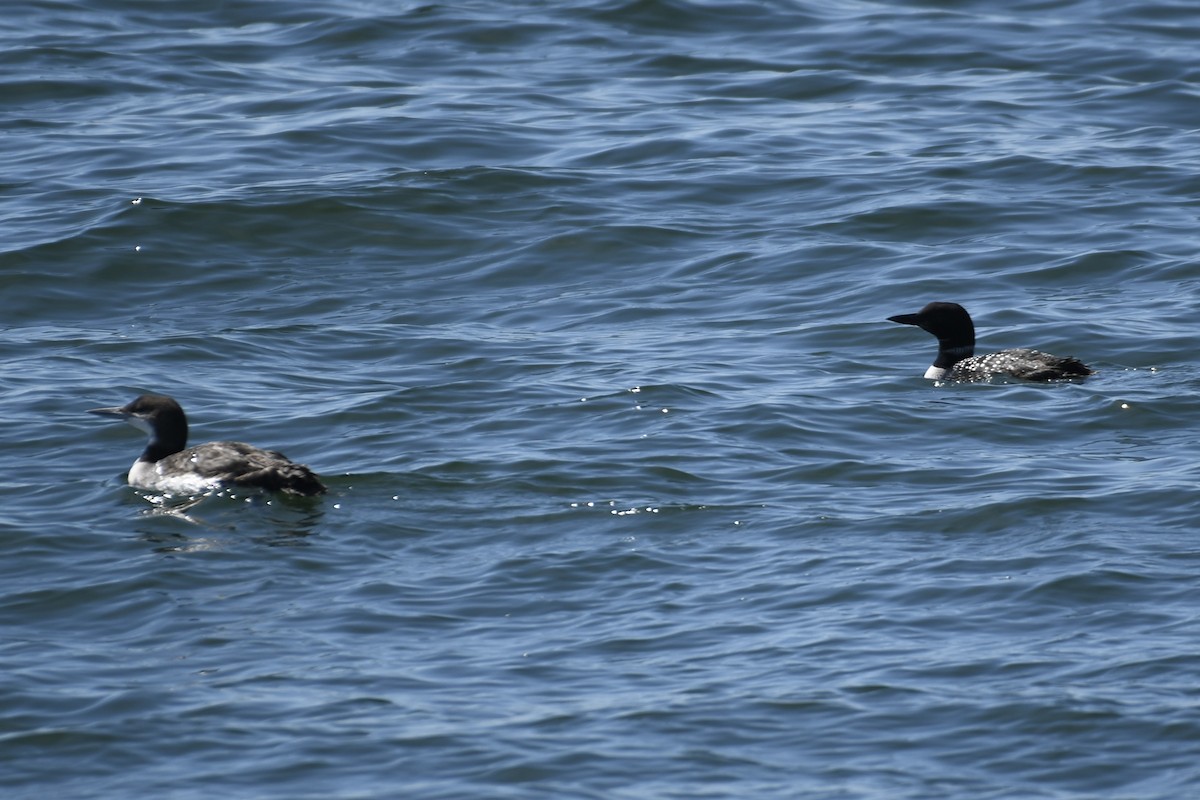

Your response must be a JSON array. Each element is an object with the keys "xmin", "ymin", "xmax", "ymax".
[
  {"xmin": 89, "ymin": 393, "xmax": 326, "ymax": 497},
  {"xmin": 923, "ymin": 364, "xmax": 948, "ymax": 380},
  {"xmin": 127, "ymin": 458, "xmax": 218, "ymax": 495}
]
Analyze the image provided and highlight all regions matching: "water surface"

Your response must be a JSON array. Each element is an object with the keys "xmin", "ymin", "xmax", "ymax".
[{"xmin": 3, "ymin": 1, "xmax": 1199, "ymax": 798}]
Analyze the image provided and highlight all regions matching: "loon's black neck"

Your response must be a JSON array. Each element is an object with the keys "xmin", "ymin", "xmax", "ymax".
[
  {"xmin": 933, "ymin": 341, "xmax": 975, "ymax": 369},
  {"xmin": 140, "ymin": 433, "xmax": 187, "ymax": 464}
]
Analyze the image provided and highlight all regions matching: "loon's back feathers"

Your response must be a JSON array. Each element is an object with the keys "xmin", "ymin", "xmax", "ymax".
[
  {"xmin": 88, "ymin": 393, "xmax": 326, "ymax": 496},
  {"xmin": 947, "ymin": 348, "xmax": 1093, "ymax": 382},
  {"xmin": 888, "ymin": 302, "xmax": 1093, "ymax": 382},
  {"xmin": 155, "ymin": 441, "xmax": 328, "ymax": 496}
]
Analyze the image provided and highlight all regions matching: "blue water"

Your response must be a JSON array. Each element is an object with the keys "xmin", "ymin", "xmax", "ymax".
[{"xmin": 3, "ymin": 1, "xmax": 1199, "ymax": 797}]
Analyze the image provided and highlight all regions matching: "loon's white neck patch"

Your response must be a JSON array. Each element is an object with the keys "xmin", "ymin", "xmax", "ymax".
[
  {"xmin": 126, "ymin": 416, "xmax": 154, "ymax": 437},
  {"xmin": 924, "ymin": 364, "xmax": 948, "ymax": 380}
]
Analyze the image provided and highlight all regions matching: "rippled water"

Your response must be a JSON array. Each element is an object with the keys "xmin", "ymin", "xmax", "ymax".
[{"xmin": 3, "ymin": 1, "xmax": 1200, "ymax": 798}]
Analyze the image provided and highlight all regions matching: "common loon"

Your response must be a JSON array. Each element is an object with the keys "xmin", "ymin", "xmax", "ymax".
[
  {"xmin": 88, "ymin": 393, "xmax": 327, "ymax": 496},
  {"xmin": 888, "ymin": 301, "xmax": 1093, "ymax": 382}
]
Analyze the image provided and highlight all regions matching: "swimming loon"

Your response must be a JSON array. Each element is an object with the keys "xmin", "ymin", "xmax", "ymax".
[
  {"xmin": 88, "ymin": 393, "xmax": 326, "ymax": 496},
  {"xmin": 888, "ymin": 301, "xmax": 1093, "ymax": 382}
]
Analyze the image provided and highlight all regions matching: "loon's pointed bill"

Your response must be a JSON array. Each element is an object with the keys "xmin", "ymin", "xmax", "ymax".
[
  {"xmin": 887, "ymin": 312, "xmax": 922, "ymax": 326},
  {"xmin": 89, "ymin": 393, "xmax": 326, "ymax": 497},
  {"xmin": 888, "ymin": 301, "xmax": 1092, "ymax": 382}
]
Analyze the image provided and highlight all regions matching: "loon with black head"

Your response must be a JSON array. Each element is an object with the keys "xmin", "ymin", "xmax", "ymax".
[
  {"xmin": 88, "ymin": 393, "xmax": 326, "ymax": 496},
  {"xmin": 888, "ymin": 302, "xmax": 1093, "ymax": 382}
]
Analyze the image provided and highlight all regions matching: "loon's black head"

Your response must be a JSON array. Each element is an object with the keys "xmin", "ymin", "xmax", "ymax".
[
  {"xmin": 888, "ymin": 301, "xmax": 976, "ymax": 369},
  {"xmin": 89, "ymin": 393, "xmax": 189, "ymax": 461}
]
